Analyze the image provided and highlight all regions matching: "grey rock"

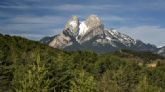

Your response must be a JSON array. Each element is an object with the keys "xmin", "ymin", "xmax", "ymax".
[
  {"xmin": 65, "ymin": 16, "xmax": 79, "ymax": 36},
  {"xmin": 40, "ymin": 15, "xmax": 160, "ymax": 53}
]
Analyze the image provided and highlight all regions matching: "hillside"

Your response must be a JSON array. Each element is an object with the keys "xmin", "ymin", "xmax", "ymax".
[{"xmin": 0, "ymin": 34, "xmax": 165, "ymax": 92}]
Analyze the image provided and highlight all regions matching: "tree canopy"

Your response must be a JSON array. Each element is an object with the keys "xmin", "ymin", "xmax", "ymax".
[{"xmin": 0, "ymin": 34, "xmax": 165, "ymax": 92}]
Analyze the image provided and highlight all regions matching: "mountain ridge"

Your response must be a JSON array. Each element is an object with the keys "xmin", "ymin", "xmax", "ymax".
[{"xmin": 40, "ymin": 15, "xmax": 164, "ymax": 56}]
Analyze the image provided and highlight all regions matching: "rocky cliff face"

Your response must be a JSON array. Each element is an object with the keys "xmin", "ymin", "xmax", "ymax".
[
  {"xmin": 40, "ymin": 15, "xmax": 159, "ymax": 53},
  {"xmin": 65, "ymin": 16, "xmax": 79, "ymax": 36},
  {"xmin": 46, "ymin": 15, "xmax": 105, "ymax": 49}
]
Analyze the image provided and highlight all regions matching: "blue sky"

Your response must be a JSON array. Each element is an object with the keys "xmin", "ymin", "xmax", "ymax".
[{"xmin": 0, "ymin": 0, "xmax": 165, "ymax": 46}]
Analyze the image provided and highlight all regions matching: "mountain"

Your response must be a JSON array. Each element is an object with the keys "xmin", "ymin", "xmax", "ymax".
[{"xmin": 40, "ymin": 15, "xmax": 158, "ymax": 53}]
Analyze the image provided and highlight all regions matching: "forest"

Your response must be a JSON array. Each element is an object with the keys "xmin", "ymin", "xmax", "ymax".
[{"xmin": 0, "ymin": 34, "xmax": 165, "ymax": 92}]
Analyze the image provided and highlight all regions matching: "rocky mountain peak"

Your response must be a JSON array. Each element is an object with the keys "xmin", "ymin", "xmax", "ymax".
[
  {"xmin": 85, "ymin": 15, "xmax": 103, "ymax": 30},
  {"xmin": 65, "ymin": 16, "xmax": 79, "ymax": 35},
  {"xmin": 41, "ymin": 15, "xmax": 160, "ymax": 54},
  {"xmin": 64, "ymin": 15, "xmax": 104, "ymax": 38}
]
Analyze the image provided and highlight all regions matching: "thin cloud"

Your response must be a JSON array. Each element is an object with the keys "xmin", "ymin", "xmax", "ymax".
[
  {"xmin": 2, "ymin": 16, "xmax": 65, "ymax": 24},
  {"xmin": 10, "ymin": 33, "xmax": 46, "ymax": 40},
  {"xmin": 54, "ymin": 2, "xmax": 165, "ymax": 12},
  {"xmin": 102, "ymin": 15, "xmax": 129, "ymax": 22},
  {"xmin": 55, "ymin": 4, "xmax": 115, "ymax": 11},
  {"xmin": 0, "ymin": 22, "xmax": 63, "ymax": 36},
  {"xmin": 8, "ymin": 28, "xmax": 63, "ymax": 40},
  {"xmin": 1, "ymin": 1, "xmax": 165, "ymax": 12}
]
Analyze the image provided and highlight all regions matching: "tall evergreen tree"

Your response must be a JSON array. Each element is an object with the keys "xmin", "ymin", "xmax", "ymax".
[
  {"xmin": 12, "ymin": 51, "xmax": 51, "ymax": 92},
  {"xmin": 133, "ymin": 75, "xmax": 162, "ymax": 92},
  {"xmin": 69, "ymin": 70, "xmax": 96, "ymax": 92}
]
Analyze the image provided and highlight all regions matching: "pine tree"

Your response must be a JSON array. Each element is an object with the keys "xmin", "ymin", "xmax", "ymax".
[
  {"xmin": 98, "ymin": 70, "xmax": 122, "ymax": 92},
  {"xmin": 69, "ymin": 69, "xmax": 96, "ymax": 92},
  {"xmin": 12, "ymin": 51, "xmax": 51, "ymax": 92},
  {"xmin": 133, "ymin": 75, "xmax": 162, "ymax": 92}
]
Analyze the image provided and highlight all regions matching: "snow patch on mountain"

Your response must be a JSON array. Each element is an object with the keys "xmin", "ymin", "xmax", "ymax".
[
  {"xmin": 78, "ymin": 21, "xmax": 89, "ymax": 36},
  {"xmin": 106, "ymin": 36, "xmax": 112, "ymax": 41},
  {"xmin": 106, "ymin": 29, "xmax": 136, "ymax": 47}
]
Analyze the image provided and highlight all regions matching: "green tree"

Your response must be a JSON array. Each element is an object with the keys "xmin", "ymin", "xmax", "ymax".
[
  {"xmin": 0, "ymin": 45, "xmax": 13, "ymax": 91},
  {"xmin": 98, "ymin": 70, "xmax": 122, "ymax": 92},
  {"xmin": 133, "ymin": 75, "xmax": 162, "ymax": 92},
  {"xmin": 69, "ymin": 69, "xmax": 96, "ymax": 92},
  {"xmin": 12, "ymin": 52, "xmax": 51, "ymax": 92}
]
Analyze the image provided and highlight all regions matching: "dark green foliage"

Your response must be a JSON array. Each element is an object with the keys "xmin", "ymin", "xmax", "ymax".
[
  {"xmin": 114, "ymin": 49, "xmax": 164, "ymax": 62},
  {"xmin": 12, "ymin": 51, "xmax": 51, "ymax": 92},
  {"xmin": 69, "ymin": 69, "xmax": 96, "ymax": 92},
  {"xmin": 0, "ymin": 34, "xmax": 165, "ymax": 92}
]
